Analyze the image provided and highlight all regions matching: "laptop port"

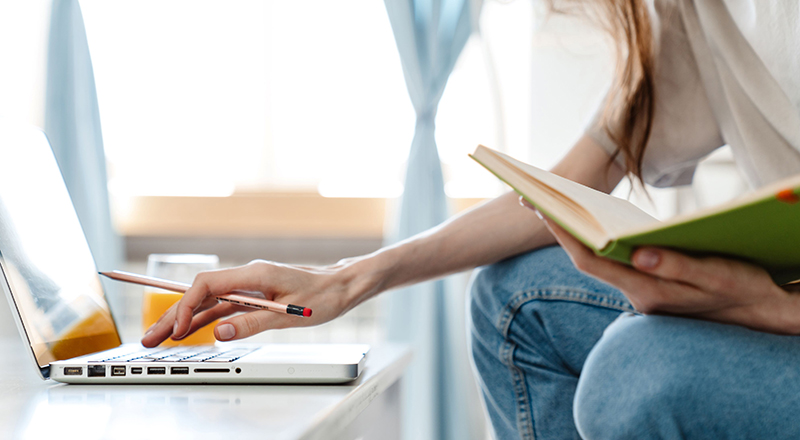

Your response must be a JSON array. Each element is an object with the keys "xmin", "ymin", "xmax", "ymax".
[
  {"xmin": 147, "ymin": 367, "xmax": 166, "ymax": 375},
  {"xmin": 130, "ymin": 367, "xmax": 143, "ymax": 375},
  {"xmin": 193, "ymin": 368, "xmax": 230, "ymax": 373},
  {"xmin": 111, "ymin": 366, "xmax": 126, "ymax": 376},
  {"xmin": 63, "ymin": 367, "xmax": 83, "ymax": 376},
  {"xmin": 170, "ymin": 367, "xmax": 189, "ymax": 375},
  {"xmin": 87, "ymin": 365, "xmax": 106, "ymax": 377}
]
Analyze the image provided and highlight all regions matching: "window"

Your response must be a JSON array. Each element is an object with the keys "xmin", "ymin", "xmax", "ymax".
[
  {"xmin": 80, "ymin": 1, "xmax": 549, "ymax": 203},
  {"xmin": 82, "ymin": 0, "xmax": 416, "ymax": 199}
]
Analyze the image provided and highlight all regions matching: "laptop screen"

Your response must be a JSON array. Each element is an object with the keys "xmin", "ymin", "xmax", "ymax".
[{"xmin": 0, "ymin": 123, "xmax": 120, "ymax": 369}]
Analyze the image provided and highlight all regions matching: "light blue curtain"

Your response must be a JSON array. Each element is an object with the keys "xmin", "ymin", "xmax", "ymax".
[
  {"xmin": 383, "ymin": 1, "xmax": 484, "ymax": 439},
  {"xmin": 45, "ymin": 0, "xmax": 123, "ymax": 295}
]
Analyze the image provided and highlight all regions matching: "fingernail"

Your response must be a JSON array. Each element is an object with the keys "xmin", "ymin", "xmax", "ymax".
[
  {"xmin": 519, "ymin": 196, "xmax": 536, "ymax": 211},
  {"xmin": 172, "ymin": 321, "xmax": 179, "ymax": 337},
  {"xmin": 533, "ymin": 208, "xmax": 544, "ymax": 220},
  {"xmin": 634, "ymin": 249, "xmax": 660, "ymax": 269},
  {"xmin": 145, "ymin": 327, "xmax": 154, "ymax": 336},
  {"xmin": 217, "ymin": 324, "xmax": 235, "ymax": 341}
]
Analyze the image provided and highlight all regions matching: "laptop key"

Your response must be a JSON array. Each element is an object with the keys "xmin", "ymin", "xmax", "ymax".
[
  {"xmin": 204, "ymin": 357, "xmax": 235, "ymax": 362},
  {"xmin": 156, "ymin": 356, "xmax": 187, "ymax": 362}
]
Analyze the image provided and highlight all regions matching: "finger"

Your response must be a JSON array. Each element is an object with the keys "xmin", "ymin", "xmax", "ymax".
[
  {"xmin": 143, "ymin": 294, "xmax": 218, "ymax": 346},
  {"xmin": 543, "ymin": 218, "xmax": 717, "ymax": 313},
  {"xmin": 140, "ymin": 301, "xmax": 182, "ymax": 347},
  {"xmin": 173, "ymin": 263, "xmax": 271, "ymax": 340},
  {"xmin": 518, "ymin": 195, "xmax": 536, "ymax": 211},
  {"xmin": 148, "ymin": 301, "xmax": 177, "ymax": 333},
  {"xmin": 171, "ymin": 295, "xmax": 220, "ymax": 339},
  {"xmin": 692, "ymin": 303, "xmax": 791, "ymax": 335},
  {"xmin": 214, "ymin": 310, "xmax": 298, "ymax": 341},
  {"xmin": 141, "ymin": 314, "xmax": 176, "ymax": 348},
  {"xmin": 545, "ymin": 220, "xmax": 658, "ymax": 294},
  {"xmin": 172, "ymin": 302, "xmax": 241, "ymax": 340},
  {"xmin": 701, "ymin": 285, "xmax": 800, "ymax": 335},
  {"xmin": 630, "ymin": 247, "xmax": 756, "ymax": 295}
]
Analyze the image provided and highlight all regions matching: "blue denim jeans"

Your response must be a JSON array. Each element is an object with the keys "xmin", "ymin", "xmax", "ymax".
[{"xmin": 469, "ymin": 246, "xmax": 800, "ymax": 439}]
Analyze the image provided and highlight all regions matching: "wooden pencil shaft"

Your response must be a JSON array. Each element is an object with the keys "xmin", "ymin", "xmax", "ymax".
[{"xmin": 99, "ymin": 270, "xmax": 290, "ymax": 313}]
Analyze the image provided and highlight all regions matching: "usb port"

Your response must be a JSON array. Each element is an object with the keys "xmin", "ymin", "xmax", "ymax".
[
  {"xmin": 111, "ymin": 366, "xmax": 126, "ymax": 376},
  {"xmin": 147, "ymin": 367, "xmax": 166, "ymax": 375},
  {"xmin": 170, "ymin": 367, "xmax": 189, "ymax": 375},
  {"xmin": 130, "ymin": 367, "xmax": 143, "ymax": 375},
  {"xmin": 87, "ymin": 365, "xmax": 106, "ymax": 377},
  {"xmin": 64, "ymin": 367, "xmax": 83, "ymax": 376}
]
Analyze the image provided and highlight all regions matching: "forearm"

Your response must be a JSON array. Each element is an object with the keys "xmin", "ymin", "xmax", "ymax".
[
  {"xmin": 362, "ymin": 191, "xmax": 552, "ymax": 294},
  {"xmin": 339, "ymin": 135, "xmax": 624, "ymax": 304},
  {"xmin": 148, "ymin": 137, "xmax": 629, "ymax": 344}
]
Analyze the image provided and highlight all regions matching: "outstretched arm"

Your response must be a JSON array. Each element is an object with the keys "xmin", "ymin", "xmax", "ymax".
[{"xmin": 142, "ymin": 135, "xmax": 624, "ymax": 346}]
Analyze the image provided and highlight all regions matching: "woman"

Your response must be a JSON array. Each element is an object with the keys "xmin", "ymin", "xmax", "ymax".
[{"xmin": 143, "ymin": 0, "xmax": 800, "ymax": 438}]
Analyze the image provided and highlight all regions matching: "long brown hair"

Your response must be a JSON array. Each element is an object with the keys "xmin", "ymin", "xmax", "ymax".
[{"xmin": 550, "ymin": 0, "xmax": 656, "ymax": 182}]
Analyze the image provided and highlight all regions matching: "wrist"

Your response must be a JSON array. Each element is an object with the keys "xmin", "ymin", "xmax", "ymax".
[{"xmin": 332, "ymin": 248, "xmax": 399, "ymax": 308}]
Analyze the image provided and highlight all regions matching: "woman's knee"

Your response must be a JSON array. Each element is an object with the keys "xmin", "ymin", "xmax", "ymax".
[
  {"xmin": 573, "ymin": 315, "xmax": 697, "ymax": 439},
  {"xmin": 469, "ymin": 248, "xmax": 636, "ymax": 440},
  {"xmin": 469, "ymin": 246, "xmax": 632, "ymax": 384}
]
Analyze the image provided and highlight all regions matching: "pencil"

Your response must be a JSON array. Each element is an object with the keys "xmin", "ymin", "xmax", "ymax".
[{"xmin": 99, "ymin": 270, "xmax": 312, "ymax": 317}]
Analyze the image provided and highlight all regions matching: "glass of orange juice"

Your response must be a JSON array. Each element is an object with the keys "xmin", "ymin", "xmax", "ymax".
[{"xmin": 142, "ymin": 254, "xmax": 219, "ymax": 346}]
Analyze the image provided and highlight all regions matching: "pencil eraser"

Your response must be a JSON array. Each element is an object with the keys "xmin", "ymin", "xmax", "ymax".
[{"xmin": 303, "ymin": 308, "xmax": 312, "ymax": 317}]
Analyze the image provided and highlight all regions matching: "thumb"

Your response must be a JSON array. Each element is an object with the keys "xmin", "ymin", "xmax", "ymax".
[
  {"xmin": 214, "ymin": 310, "xmax": 294, "ymax": 341},
  {"xmin": 631, "ymin": 247, "xmax": 736, "ymax": 293}
]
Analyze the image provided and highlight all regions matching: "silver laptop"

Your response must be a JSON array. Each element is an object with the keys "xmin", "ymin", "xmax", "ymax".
[{"xmin": 0, "ymin": 121, "xmax": 368, "ymax": 384}]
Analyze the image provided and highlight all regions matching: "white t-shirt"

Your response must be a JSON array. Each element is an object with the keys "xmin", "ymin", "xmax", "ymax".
[{"xmin": 586, "ymin": 0, "xmax": 800, "ymax": 189}]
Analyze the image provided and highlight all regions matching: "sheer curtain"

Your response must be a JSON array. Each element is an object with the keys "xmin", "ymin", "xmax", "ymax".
[
  {"xmin": 45, "ymin": 0, "xmax": 123, "ymax": 304},
  {"xmin": 383, "ymin": 1, "xmax": 485, "ymax": 439}
]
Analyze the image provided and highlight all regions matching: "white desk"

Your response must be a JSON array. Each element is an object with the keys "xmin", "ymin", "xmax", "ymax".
[{"xmin": 0, "ymin": 337, "xmax": 411, "ymax": 440}]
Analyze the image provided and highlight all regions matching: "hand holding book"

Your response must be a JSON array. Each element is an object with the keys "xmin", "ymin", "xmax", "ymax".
[
  {"xmin": 471, "ymin": 145, "xmax": 800, "ymax": 285},
  {"xmin": 471, "ymin": 144, "xmax": 800, "ymax": 334},
  {"xmin": 533, "ymin": 205, "xmax": 800, "ymax": 335}
]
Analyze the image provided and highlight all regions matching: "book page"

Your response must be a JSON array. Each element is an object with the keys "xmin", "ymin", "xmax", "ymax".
[
  {"xmin": 476, "ymin": 147, "xmax": 659, "ymax": 239},
  {"xmin": 471, "ymin": 151, "xmax": 610, "ymax": 249}
]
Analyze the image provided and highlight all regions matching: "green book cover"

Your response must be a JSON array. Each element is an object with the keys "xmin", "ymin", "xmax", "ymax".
[
  {"xmin": 470, "ymin": 145, "xmax": 800, "ymax": 285},
  {"xmin": 600, "ymin": 193, "xmax": 800, "ymax": 284}
]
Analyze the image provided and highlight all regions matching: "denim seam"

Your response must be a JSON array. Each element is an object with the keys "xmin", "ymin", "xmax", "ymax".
[
  {"xmin": 494, "ymin": 288, "xmax": 635, "ymax": 440},
  {"xmin": 496, "ymin": 288, "xmax": 636, "ymax": 337},
  {"xmin": 500, "ymin": 339, "xmax": 536, "ymax": 440}
]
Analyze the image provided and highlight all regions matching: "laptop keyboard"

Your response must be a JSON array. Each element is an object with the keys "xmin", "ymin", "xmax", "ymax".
[{"xmin": 90, "ymin": 346, "xmax": 255, "ymax": 363}]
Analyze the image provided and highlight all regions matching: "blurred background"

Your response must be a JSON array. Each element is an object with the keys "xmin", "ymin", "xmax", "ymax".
[{"xmin": 0, "ymin": 1, "xmax": 748, "ymax": 439}]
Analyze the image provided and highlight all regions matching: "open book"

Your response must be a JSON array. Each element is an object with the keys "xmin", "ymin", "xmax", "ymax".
[{"xmin": 470, "ymin": 145, "xmax": 800, "ymax": 285}]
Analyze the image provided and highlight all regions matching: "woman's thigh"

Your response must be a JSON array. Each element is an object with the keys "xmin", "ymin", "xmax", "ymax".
[
  {"xmin": 469, "ymin": 246, "xmax": 635, "ymax": 440},
  {"xmin": 575, "ymin": 314, "xmax": 800, "ymax": 439}
]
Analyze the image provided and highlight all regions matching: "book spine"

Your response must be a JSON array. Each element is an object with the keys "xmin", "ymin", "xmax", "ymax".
[{"xmin": 596, "ymin": 239, "xmax": 634, "ymax": 266}]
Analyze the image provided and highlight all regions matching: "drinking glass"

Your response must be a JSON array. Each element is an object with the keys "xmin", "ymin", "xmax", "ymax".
[{"xmin": 142, "ymin": 254, "xmax": 219, "ymax": 346}]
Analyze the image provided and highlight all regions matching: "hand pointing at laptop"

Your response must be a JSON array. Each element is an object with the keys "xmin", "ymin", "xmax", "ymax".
[{"xmin": 141, "ymin": 258, "xmax": 369, "ymax": 347}]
